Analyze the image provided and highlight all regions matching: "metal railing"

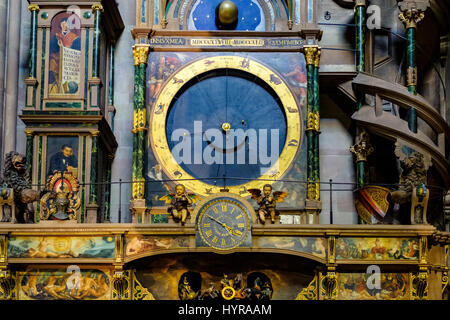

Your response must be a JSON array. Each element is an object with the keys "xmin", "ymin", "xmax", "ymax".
[{"xmin": 26, "ymin": 177, "xmax": 448, "ymax": 230}]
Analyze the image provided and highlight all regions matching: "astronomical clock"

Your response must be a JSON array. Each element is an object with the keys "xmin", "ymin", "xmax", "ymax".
[
  {"xmin": 145, "ymin": 8, "xmax": 309, "ymax": 216},
  {"xmin": 0, "ymin": 0, "xmax": 448, "ymax": 303}
]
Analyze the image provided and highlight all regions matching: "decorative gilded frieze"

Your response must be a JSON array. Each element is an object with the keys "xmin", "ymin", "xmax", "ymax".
[
  {"xmin": 112, "ymin": 269, "xmax": 131, "ymax": 300},
  {"xmin": 0, "ymin": 268, "xmax": 13, "ymax": 300},
  {"xmin": 320, "ymin": 272, "xmax": 337, "ymax": 300},
  {"xmin": 295, "ymin": 276, "xmax": 318, "ymax": 300},
  {"xmin": 411, "ymin": 271, "xmax": 429, "ymax": 299}
]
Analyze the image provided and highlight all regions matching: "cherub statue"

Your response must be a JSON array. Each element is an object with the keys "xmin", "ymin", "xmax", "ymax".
[
  {"xmin": 248, "ymin": 184, "xmax": 288, "ymax": 224},
  {"xmin": 160, "ymin": 184, "xmax": 201, "ymax": 225}
]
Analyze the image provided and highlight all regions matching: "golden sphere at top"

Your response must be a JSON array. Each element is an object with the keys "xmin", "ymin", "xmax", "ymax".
[{"xmin": 218, "ymin": 0, "xmax": 239, "ymax": 25}]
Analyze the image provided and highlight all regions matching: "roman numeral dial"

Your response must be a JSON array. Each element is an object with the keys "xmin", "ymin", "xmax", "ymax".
[{"xmin": 197, "ymin": 197, "xmax": 250, "ymax": 250}]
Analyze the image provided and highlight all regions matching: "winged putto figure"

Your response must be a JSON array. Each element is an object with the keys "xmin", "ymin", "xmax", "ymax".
[
  {"xmin": 159, "ymin": 184, "xmax": 201, "ymax": 225},
  {"xmin": 248, "ymin": 184, "xmax": 288, "ymax": 224}
]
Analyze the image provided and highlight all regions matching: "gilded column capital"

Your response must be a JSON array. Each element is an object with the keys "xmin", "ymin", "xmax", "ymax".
[
  {"xmin": 304, "ymin": 46, "xmax": 319, "ymax": 66},
  {"xmin": 28, "ymin": 4, "xmax": 40, "ymax": 12},
  {"xmin": 314, "ymin": 49, "xmax": 321, "ymax": 68},
  {"xmin": 90, "ymin": 130, "xmax": 100, "ymax": 137},
  {"xmin": 24, "ymin": 129, "xmax": 34, "ymax": 137},
  {"xmin": 133, "ymin": 44, "xmax": 150, "ymax": 66},
  {"xmin": 354, "ymin": 0, "xmax": 366, "ymax": 7},
  {"xmin": 398, "ymin": 9, "xmax": 425, "ymax": 29},
  {"xmin": 92, "ymin": 3, "xmax": 104, "ymax": 12},
  {"xmin": 350, "ymin": 130, "xmax": 374, "ymax": 162}
]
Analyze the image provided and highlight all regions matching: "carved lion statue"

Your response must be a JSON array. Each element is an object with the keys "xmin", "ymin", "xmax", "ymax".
[
  {"xmin": 1, "ymin": 151, "xmax": 41, "ymax": 223},
  {"xmin": 391, "ymin": 152, "xmax": 427, "ymax": 205}
]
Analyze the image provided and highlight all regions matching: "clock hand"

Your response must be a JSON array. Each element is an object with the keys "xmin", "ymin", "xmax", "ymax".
[{"xmin": 206, "ymin": 214, "xmax": 241, "ymax": 236}]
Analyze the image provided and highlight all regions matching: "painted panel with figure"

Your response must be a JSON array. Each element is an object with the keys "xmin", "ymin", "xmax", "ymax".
[
  {"xmin": 125, "ymin": 235, "xmax": 190, "ymax": 257},
  {"xmin": 49, "ymin": 11, "xmax": 82, "ymax": 95},
  {"xmin": 256, "ymin": 236, "xmax": 327, "ymax": 260},
  {"xmin": 337, "ymin": 273, "xmax": 410, "ymax": 300},
  {"xmin": 46, "ymin": 136, "xmax": 79, "ymax": 178},
  {"xmin": 335, "ymin": 238, "xmax": 419, "ymax": 260},
  {"xmin": 18, "ymin": 268, "xmax": 111, "ymax": 300},
  {"xmin": 132, "ymin": 253, "xmax": 316, "ymax": 300},
  {"xmin": 8, "ymin": 236, "xmax": 115, "ymax": 259}
]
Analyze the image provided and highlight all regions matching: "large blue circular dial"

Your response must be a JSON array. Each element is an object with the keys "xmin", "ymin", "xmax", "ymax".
[
  {"xmin": 166, "ymin": 69, "xmax": 287, "ymax": 187},
  {"xmin": 197, "ymin": 197, "xmax": 251, "ymax": 250}
]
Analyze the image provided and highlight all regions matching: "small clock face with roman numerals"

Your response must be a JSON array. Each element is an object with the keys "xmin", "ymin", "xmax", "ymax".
[{"xmin": 197, "ymin": 198, "xmax": 250, "ymax": 250}]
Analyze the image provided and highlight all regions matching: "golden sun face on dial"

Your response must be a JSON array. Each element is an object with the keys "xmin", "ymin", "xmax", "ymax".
[{"xmin": 197, "ymin": 198, "xmax": 251, "ymax": 250}]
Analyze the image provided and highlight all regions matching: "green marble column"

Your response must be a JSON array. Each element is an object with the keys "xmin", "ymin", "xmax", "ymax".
[
  {"xmin": 26, "ymin": 4, "xmax": 40, "ymax": 109},
  {"xmin": 350, "ymin": 130, "xmax": 374, "ymax": 189},
  {"xmin": 108, "ymin": 42, "xmax": 116, "ymax": 131},
  {"xmin": 313, "ymin": 51, "xmax": 321, "ymax": 200},
  {"xmin": 304, "ymin": 46, "xmax": 319, "ymax": 201},
  {"xmin": 399, "ymin": 8, "xmax": 425, "ymax": 134},
  {"xmin": 28, "ymin": 5, "xmax": 39, "ymax": 78},
  {"xmin": 89, "ymin": 131, "xmax": 99, "ymax": 204},
  {"xmin": 355, "ymin": 0, "xmax": 366, "ymax": 110},
  {"xmin": 92, "ymin": 4, "xmax": 103, "ymax": 78},
  {"xmin": 132, "ymin": 45, "xmax": 150, "ymax": 200},
  {"xmin": 25, "ymin": 130, "xmax": 34, "ymax": 177},
  {"xmin": 406, "ymin": 27, "xmax": 417, "ymax": 132},
  {"xmin": 104, "ymin": 154, "xmax": 113, "ymax": 222}
]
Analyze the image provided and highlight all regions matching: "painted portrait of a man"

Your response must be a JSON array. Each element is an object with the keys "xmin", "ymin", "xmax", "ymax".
[
  {"xmin": 47, "ymin": 144, "xmax": 78, "ymax": 177},
  {"xmin": 49, "ymin": 13, "xmax": 81, "ymax": 95}
]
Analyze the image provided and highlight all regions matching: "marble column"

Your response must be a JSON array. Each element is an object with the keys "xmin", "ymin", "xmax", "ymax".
[
  {"xmin": 130, "ymin": 44, "xmax": 150, "ymax": 223},
  {"xmin": 304, "ymin": 45, "xmax": 321, "ymax": 222},
  {"xmin": 398, "ymin": 0, "xmax": 429, "ymax": 133},
  {"xmin": 0, "ymin": 0, "xmax": 7, "ymax": 165},
  {"xmin": 86, "ymin": 130, "xmax": 100, "ymax": 223},
  {"xmin": 355, "ymin": 0, "xmax": 366, "ymax": 111},
  {"xmin": 3, "ymin": 0, "xmax": 22, "ymax": 156},
  {"xmin": 89, "ymin": 3, "xmax": 104, "ymax": 110}
]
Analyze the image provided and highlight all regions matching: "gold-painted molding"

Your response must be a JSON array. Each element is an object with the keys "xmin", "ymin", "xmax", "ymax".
[
  {"xmin": 150, "ymin": 55, "xmax": 302, "ymax": 197},
  {"xmin": 133, "ymin": 108, "xmax": 146, "ymax": 131},
  {"xmin": 407, "ymin": 66, "xmax": 418, "ymax": 87},
  {"xmin": 28, "ymin": 4, "xmax": 40, "ymax": 12},
  {"xmin": 398, "ymin": 9, "xmax": 425, "ymax": 29},
  {"xmin": 132, "ymin": 44, "xmax": 150, "ymax": 66},
  {"xmin": 295, "ymin": 274, "xmax": 318, "ymax": 300},
  {"xmin": 314, "ymin": 49, "xmax": 321, "ymax": 68},
  {"xmin": 350, "ymin": 129, "xmax": 374, "ymax": 162},
  {"xmin": 328, "ymin": 236, "xmax": 336, "ymax": 264},
  {"xmin": 304, "ymin": 46, "xmax": 319, "ymax": 66},
  {"xmin": 355, "ymin": 0, "xmax": 366, "ymax": 8},
  {"xmin": 132, "ymin": 178, "xmax": 146, "ymax": 200},
  {"xmin": 420, "ymin": 236, "xmax": 428, "ymax": 264},
  {"xmin": 90, "ymin": 130, "xmax": 100, "ymax": 137},
  {"xmin": 92, "ymin": 3, "xmax": 104, "ymax": 13}
]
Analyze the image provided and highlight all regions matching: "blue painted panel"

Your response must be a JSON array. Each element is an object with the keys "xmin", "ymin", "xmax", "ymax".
[{"xmin": 188, "ymin": 0, "xmax": 265, "ymax": 31}]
